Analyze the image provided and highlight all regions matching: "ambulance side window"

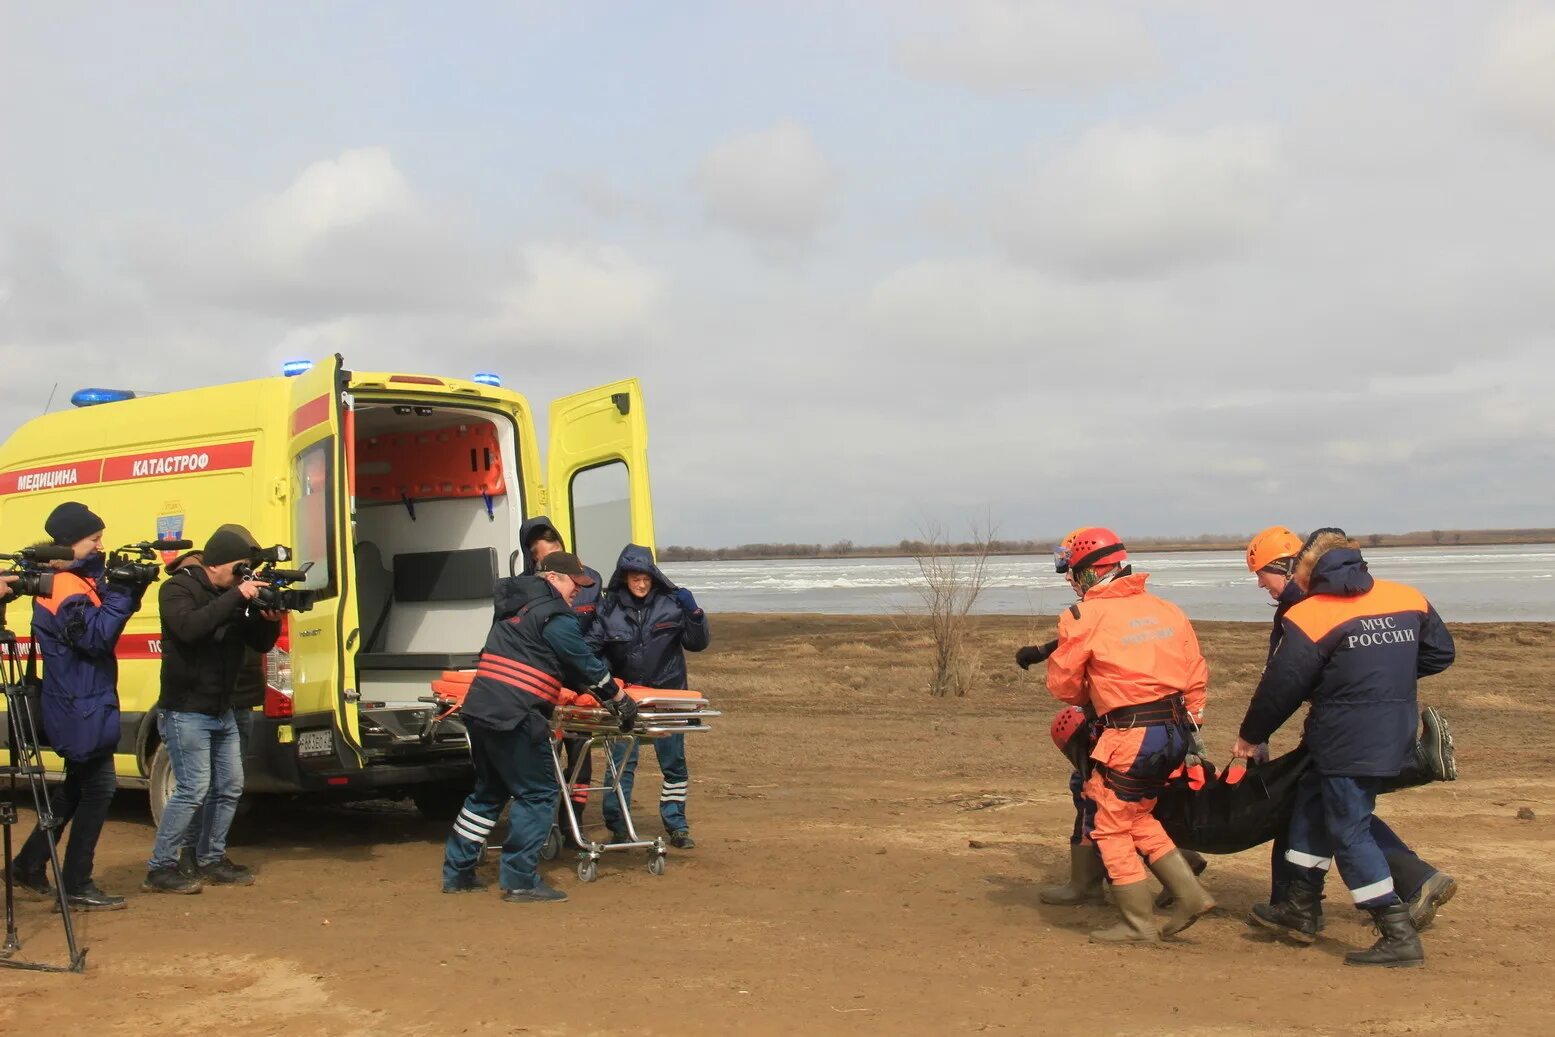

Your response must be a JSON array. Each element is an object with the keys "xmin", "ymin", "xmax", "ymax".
[
  {"xmin": 570, "ymin": 461, "xmax": 631, "ymax": 572},
  {"xmin": 293, "ymin": 439, "xmax": 336, "ymax": 598}
]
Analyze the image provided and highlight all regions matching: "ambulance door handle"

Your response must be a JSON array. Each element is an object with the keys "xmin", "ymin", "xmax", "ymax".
[
  {"xmin": 271, "ymin": 478, "xmax": 288, "ymax": 503},
  {"xmin": 345, "ymin": 627, "xmax": 359, "ymax": 651}
]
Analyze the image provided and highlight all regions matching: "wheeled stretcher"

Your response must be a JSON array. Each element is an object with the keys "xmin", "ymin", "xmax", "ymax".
[
  {"xmin": 541, "ymin": 685, "xmax": 719, "ymax": 881},
  {"xmin": 421, "ymin": 673, "xmax": 718, "ymax": 881}
]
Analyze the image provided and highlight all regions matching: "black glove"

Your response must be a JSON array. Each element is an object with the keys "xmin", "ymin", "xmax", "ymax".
[
  {"xmin": 1015, "ymin": 640, "xmax": 1059, "ymax": 670},
  {"xmin": 601, "ymin": 692, "xmax": 639, "ymax": 733}
]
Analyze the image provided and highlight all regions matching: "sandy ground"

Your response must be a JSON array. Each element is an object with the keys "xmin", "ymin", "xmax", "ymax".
[{"xmin": 3, "ymin": 614, "xmax": 1552, "ymax": 1036}]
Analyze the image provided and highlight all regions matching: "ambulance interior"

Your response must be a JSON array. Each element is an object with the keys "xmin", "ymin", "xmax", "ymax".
[{"xmin": 347, "ymin": 402, "xmax": 521, "ymax": 743}]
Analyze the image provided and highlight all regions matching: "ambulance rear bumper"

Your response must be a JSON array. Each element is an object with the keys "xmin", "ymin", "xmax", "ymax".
[{"xmin": 243, "ymin": 712, "xmax": 472, "ymax": 796}]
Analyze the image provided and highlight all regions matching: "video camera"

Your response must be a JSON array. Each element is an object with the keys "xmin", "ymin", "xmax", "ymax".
[
  {"xmin": 0, "ymin": 544, "xmax": 73, "ymax": 599},
  {"xmin": 235, "ymin": 545, "xmax": 317, "ymax": 614},
  {"xmin": 104, "ymin": 538, "xmax": 196, "ymax": 587}
]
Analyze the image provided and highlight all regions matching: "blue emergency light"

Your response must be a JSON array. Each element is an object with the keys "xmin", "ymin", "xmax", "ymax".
[
  {"xmin": 70, "ymin": 388, "xmax": 138, "ymax": 408},
  {"xmin": 282, "ymin": 360, "xmax": 315, "ymax": 377},
  {"xmin": 473, "ymin": 372, "xmax": 502, "ymax": 387}
]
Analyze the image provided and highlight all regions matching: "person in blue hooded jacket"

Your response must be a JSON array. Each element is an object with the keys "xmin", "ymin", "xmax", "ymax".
[
  {"xmin": 10, "ymin": 502, "xmax": 144, "ymax": 911},
  {"xmin": 587, "ymin": 544, "xmax": 711, "ymax": 848},
  {"xmin": 1233, "ymin": 529, "xmax": 1456, "ymax": 968}
]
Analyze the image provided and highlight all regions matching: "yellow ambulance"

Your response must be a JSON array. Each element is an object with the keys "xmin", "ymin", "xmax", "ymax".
[{"xmin": 0, "ymin": 354, "xmax": 653, "ymax": 819}]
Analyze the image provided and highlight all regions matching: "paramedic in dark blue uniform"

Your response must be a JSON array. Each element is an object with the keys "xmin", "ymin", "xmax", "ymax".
[
  {"xmin": 1233, "ymin": 530, "xmax": 1455, "ymax": 967},
  {"xmin": 440, "ymin": 551, "xmax": 635, "ymax": 903}
]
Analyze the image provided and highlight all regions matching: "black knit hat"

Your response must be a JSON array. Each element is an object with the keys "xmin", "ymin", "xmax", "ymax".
[
  {"xmin": 45, "ymin": 501, "xmax": 105, "ymax": 546},
  {"xmin": 202, "ymin": 525, "xmax": 261, "ymax": 568}
]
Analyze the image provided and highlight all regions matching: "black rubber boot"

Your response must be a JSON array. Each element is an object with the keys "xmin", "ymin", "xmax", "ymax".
[
  {"xmin": 1249, "ymin": 878, "xmax": 1323, "ymax": 943},
  {"xmin": 1345, "ymin": 903, "xmax": 1425, "ymax": 968}
]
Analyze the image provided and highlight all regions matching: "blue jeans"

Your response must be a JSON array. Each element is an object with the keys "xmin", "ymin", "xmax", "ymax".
[
  {"xmin": 148, "ymin": 710, "xmax": 243, "ymax": 870},
  {"xmin": 1285, "ymin": 772, "xmax": 1402, "ymax": 908},
  {"xmin": 185, "ymin": 708, "xmax": 254, "ymax": 863},
  {"xmin": 442, "ymin": 714, "xmax": 557, "ymax": 891},
  {"xmin": 603, "ymin": 733, "xmax": 689, "ymax": 834}
]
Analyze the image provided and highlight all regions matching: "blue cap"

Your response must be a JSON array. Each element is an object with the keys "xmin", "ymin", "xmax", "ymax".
[
  {"xmin": 473, "ymin": 372, "xmax": 502, "ymax": 387},
  {"xmin": 282, "ymin": 360, "xmax": 314, "ymax": 377},
  {"xmin": 70, "ymin": 388, "xmax": 137, "ymax": 407}
]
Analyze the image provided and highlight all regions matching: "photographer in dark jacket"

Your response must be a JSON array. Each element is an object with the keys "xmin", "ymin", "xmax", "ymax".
[
  {"xmin": 588, "ymin": 544, "xmax": 710, "ymax": 848},
  {"xmin": 10, "ymin": 502, "xmax": 143, "ymax": 911},
  {"xmin": 143, "ymin": 526, "xmax": 281, "ymax": 894}
]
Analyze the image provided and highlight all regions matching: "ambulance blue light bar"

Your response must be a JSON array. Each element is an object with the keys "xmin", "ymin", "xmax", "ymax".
[
  {"xmin": 70, "ymin": 388, "xmax": 138, "ymax": 408},
  {"xmin": 282, "ymin": 360, "xmax": 314, "ymax": 377},
  {"xmin": 473, "ymin": 372, "xmax": 502, "ymax": 387}
]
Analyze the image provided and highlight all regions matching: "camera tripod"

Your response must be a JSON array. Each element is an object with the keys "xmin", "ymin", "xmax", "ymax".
[{"xmin": 1, "ymin": 616, "xmax": 87, "ymax": 973}]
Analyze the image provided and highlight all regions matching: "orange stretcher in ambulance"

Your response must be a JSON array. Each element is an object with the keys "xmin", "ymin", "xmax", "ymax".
[{"xmin": 0, "ymin": 354, "xmax": 654, "ymax": 820}]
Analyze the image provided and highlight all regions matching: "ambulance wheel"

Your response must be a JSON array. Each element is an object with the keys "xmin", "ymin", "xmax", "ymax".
[
  {"xmin": 149, "ymin": 743, "xmax": 175, "ymax": 826},
  {"xmin": 648, "ymin": 855, "xmax": 666, "ymax": 876},
  {"xmin": 412, "ymin": 786, "xmax": 467, "ymax": 821},
  {"xmin": 578, "ymin": 860, "xmax": 598, "ymax": 883},
  {"xmin": 540, "ymin": 827, "xmax": 562, "ymax": 861}
]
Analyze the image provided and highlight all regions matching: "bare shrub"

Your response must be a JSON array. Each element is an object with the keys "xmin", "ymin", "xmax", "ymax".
[{"xmin": 904, "ymin": 517, "xmax": 994, "ymax": 697}]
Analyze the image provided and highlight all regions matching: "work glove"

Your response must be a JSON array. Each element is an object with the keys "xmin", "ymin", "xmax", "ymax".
[
  {"xmin": 1187, "ymin": 728, "xmax": 1208, "ymax": 760},
  {"xmin": 600, "ymin": 691, "xmax": 639, "ymax": 733},
  {"xmin": 673, "ymin": 587, "xmax": 699, "ymax": 613},
  {"xmin": 1015, "ymin": 639, "xmax": 1059, "ymax": 670}
]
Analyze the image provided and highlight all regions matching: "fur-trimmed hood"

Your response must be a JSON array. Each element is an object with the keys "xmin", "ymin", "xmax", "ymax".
[{"xmin": 1294, "ymin": 531, "xmax": 1374, "ymax": 597}]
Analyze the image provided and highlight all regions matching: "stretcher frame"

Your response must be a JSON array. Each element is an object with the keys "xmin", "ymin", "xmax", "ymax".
[{"xmin": 540, "ymin": 694, "xmax": 719, "ymax": 881}]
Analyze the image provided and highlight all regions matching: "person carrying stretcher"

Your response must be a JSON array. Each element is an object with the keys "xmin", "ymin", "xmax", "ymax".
[
  {"xmin": 440, "ymin": 551, "xmax": 636, "ymax": 904},
  {"xmin": 1044, "ymin": 527, "xmax": 1216, "ymax": 942}
]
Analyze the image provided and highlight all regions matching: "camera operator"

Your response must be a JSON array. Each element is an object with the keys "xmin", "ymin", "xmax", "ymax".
[
  {"xmin": 143, "ymin": 525, "xmax": 281, "ymax": 894},
  {"xmin": 9, "ymin": 502, "xmax": 146, "ymax": 911}
]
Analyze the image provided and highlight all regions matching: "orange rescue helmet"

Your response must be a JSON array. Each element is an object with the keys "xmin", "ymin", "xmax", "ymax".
[
  {"xmin": 1050, "ymin": 706, "xmax": 1089, "ymax": 752},
  {"xmin": 1052, "ymin": 527, "xmax": 1086, "ymax": 573},
  {"xmin": 1246, "ymin": 525, "xmax": 1304, "ymax": 573},
  {"xmin": 1062, "ymin": 526, "xmax": 1127, "ymax": 573}
]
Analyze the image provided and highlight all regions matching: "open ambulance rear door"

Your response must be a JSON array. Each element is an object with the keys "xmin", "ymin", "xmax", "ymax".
[
  {"xmin": 546, "ymin": 379, "xmax": 655, "ymax": 572},
  {"xmin": 283, "ymin": 354, "xmax": 364, "ymax": 766}
]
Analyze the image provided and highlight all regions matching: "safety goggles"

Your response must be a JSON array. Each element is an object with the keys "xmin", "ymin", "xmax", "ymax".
[{"xmin": 1053, "ymin": 544, "xmax": 1072, "ymax": 574}]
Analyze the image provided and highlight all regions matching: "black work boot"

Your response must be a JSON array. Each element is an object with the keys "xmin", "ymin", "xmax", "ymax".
[
  {"xmin": 11, "ymin": 861, "xmax": 52, "ymax": 897},
  {"xmin": 143, "ymin": 866, "xmax": 203, "ymax": 894},
  {"xmin": 1249, "ymin": 878, "xmax": 1324, "ymax": 943},
  {"xmin": 668, "ymin": 829, "xmax": 697, "ymax": 849},
  {"xmin": 1407, "ymin": 871, "xmax": 1458, "ymax": 930},
  {"xmin": 198, "ymin": 856, "xmax": 256, "ymax": 886},
  {"xmin": 178, "ymin": 846, "xmax": 198, "ymax": 880},
  {"xmin": 55, "ymin": 882, "xmax": 128, "ymax": 912},
  {"xmin": 1345, "ymin": 903, "xmax": 1425, "ymax": 968},
  {"xmin": 1418, "ymin": 707, "xmax": 1457, "ymax": 781}
]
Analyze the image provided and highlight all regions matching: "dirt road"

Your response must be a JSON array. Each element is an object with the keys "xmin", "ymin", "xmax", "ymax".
[{"xmin": 3, "ymin": 616, "xmax": 1551, "ymax": 1035}]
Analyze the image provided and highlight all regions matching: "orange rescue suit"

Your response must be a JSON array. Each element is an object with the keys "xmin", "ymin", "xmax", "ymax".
[{"xmin": 1046, "ymin": 572, "xmax": 1209, "ymax": 884}]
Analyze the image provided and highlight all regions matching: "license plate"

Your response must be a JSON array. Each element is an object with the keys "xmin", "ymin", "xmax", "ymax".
[{"xmin": 296, "ymin": 728, "xmax": 334, "ymax": 757}]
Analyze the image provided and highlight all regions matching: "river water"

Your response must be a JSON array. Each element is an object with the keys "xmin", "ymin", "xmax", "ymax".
[{"xmin": 659, "ymin": 544, "xmax": 1555, "ymax": 623}]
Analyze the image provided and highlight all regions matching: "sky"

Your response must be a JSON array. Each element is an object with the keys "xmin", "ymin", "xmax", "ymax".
[{"xmin": 2, "ymin": 1, "xmax": 1554, "ymax": 548}]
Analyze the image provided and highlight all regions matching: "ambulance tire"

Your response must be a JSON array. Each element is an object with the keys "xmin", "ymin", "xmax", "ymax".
[
  {"xmin": 412, "ymin": 785, "xmax": 469, "ymax": 821},
  {"xmin": 149, "ymin": 743, "xmax": 175, "ymax": 826}
]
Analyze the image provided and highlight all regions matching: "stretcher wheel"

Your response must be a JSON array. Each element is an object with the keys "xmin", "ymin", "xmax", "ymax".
[
  {"xmin": 540, "ymin": 826, "xmax": 561, "ymax": 862},
  {"xmin": 647, "ymin": 855, "xmax": 666, "ymax": 877},
  {"xmin": 577, "ymin": 860, "xmax": 598, "ymax": 883}
]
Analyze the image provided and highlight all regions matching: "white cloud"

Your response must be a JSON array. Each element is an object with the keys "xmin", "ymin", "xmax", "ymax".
[
  {"xmin": 997, "ymin": 123, "xmax": 1283, "ymax": 277},
  {"xmin": 1480, "ymin": 2, "xmax": 1555, "ymax": 143},
  {"xmin": 491, "ymin": 243, "xmax": 662, "ymax": 345},
  {"xmin": 897, "ymin": 0, "xmax": 1160, "ymax": 94},
  {"xmin": 693, "ymin": 121, "xmax": 838, "ymax": 246}
]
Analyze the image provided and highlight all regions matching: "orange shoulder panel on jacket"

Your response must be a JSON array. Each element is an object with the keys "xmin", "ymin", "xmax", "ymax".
[
  {"xmin": 35, "ymin": 571, "xmax": 98, "ymax": 615},
  {"xmin": 1284, "ymin": 579, "xmax": 1428, "ymax": 642}
]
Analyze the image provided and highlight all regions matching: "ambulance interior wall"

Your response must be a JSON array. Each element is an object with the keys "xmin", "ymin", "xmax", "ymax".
[{"xmin": 352, "ymin": 494, "xmax": 515, "ymax": 656}]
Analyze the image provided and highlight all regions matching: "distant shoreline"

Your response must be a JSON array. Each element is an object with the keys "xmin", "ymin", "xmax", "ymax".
[{"xmin": 660, "ymin": 532, "xmax": 1555, "ymax": 564}]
